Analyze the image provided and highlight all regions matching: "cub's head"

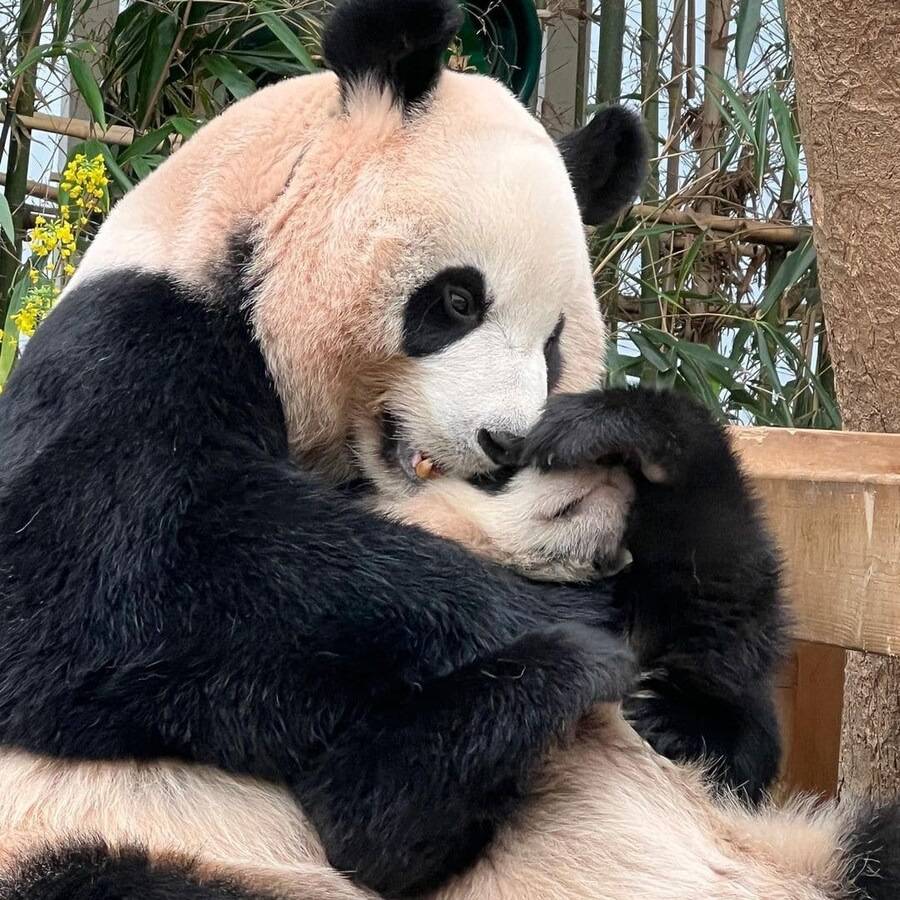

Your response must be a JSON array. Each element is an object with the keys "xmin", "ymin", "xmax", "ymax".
[{"xmin": 249, "ymin": 0, "xmax": 647, "ymax": 483}]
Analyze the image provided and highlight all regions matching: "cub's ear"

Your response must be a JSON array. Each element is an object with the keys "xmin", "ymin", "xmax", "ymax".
[
  {"xmin": 557, "ymin": 106, "xmax": 648, "ymax": 226},
  {"xmin": 323, "ymin": 0, "xmax": 463, "ymax": 108}
]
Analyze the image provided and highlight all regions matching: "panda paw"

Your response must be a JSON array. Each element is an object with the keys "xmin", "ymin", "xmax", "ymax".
[
  {"xmin": 521, "ymin": 387, "xmax": 726, "ymax": 485},
  {"xmin": 623, "ymin": 678, "xmax": 780, "ymax": 805}
]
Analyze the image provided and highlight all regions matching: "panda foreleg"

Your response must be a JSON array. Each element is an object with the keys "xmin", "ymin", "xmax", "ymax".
[
  {"xmin": 298, "ymin": 622, "xmax": 636, "ymax": 898},
  {"xmin": 522, "ymin": 387, "xmax": 787, "ymax": 799}
]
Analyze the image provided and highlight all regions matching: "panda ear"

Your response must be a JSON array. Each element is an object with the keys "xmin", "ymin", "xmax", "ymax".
[
  {"xmin": 322, "ymin": 0, "xmax": 463, "ymax": 108},
  {"xmin": 557, "ymin": 107, "xmax": 648, "ymax": 226}
]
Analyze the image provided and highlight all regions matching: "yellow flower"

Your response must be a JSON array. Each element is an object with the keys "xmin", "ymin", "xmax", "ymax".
[
  {"xmin": 64, "ymin": 263, "xmax": 76, "ymax": 276},
  {"xmin": 34, "ymin": 215, "xmax": 46, "ymax": 226},
  {"xmin": 12, "ymin": 285, "xmax": 59, "ymax": 337},
  {"xmin": 28, "ymin": 268, "xmax": 39, "ymax": 284}
]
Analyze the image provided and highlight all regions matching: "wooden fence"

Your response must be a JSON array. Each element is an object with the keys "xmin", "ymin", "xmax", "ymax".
[{"xmin": 732, "ymin": 427, "xmax": 900, "ymax": 796}]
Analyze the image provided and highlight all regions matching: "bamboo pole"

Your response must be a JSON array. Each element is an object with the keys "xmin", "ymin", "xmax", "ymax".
[
  {"xmin": 639, "ymin": 0, "xmax": 661, "ymax": 327},
  {"xmin": 0, "ymin": 0, "xmax": 46, "ymax": 325},
  {"xmin": 628, "ymin": 203, "xmax": 809, "ymax": 247},
  {"xmin": 17, "ymin": 112, "xmax": 135, "ymax": 146},
  {"xmin": 595, "ymin": 0, "xmax": 625, "ymax": 106},
  {"xmin": 0, "ymin": 173, "xmax": 59, "ymax": 202}
]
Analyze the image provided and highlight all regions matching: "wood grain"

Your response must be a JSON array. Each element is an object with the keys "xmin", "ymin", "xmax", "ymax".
[{"xmin": 731, "ymin": 426, "xmax": 900, "ymax": 656}]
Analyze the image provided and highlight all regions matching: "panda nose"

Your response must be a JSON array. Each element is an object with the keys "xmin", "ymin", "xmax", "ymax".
[{"xmin": 477, "ymin": 429, "xmax": 524, "ymax": 467}]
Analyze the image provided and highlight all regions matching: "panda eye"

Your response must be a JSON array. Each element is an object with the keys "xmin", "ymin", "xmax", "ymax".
[{"xmin": 442, "ymin": 285, "xmax": 477, "ymax": 323}]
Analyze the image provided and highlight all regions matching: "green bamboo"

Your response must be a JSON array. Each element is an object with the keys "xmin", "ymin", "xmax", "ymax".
[
  {"xmin": 595, "ymin": 0, "xmax": 625, "ymax": 106},
  {"xmin": 640, "ymin": 0, "xmax": 661, "ymax": 333},
  {"xmin": 0, "ymin": 0, "xmax": 44, "ymax": 326}
]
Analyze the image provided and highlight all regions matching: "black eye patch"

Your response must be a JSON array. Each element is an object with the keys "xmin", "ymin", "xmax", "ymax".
[
  {"xmin": 544, "ymin": 314, "xmax": 565, "ymax": 391},
  {"xmin": 402, "ymin": 266, "xmax": 489, "ymax": 357}
]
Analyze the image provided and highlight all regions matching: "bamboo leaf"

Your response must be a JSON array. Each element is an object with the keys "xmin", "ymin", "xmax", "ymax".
[
  {"xmin": 710, "ymin": 73, "xmax": 755, "ymax": 142},
  {"xmin": 136, "ymin": 13, "xmax": 179, "ymax": 125},
  {"xmin": 769, "ymin": 88, "xmax": 801, "ymax": 185},
  {"xmin": 760, "ymin": 235, "xmax": 816, "ymax": 316},
  {"xmin": 0, "ymin": 194, "xmax": 14, "ymax": 245},
  {"xmin": 753, "ymin": 89, "xmax": 770, "ymax": 188},
  {"xmin": 118, "ymin": 124, "xmax": 173, "ymax": 164},
  {"xmin": 54, "ymin": 0, "xmax": 75, "ymax": 43},
  {"xmin": 630, "ymin": 331, "xmax": 673, "ymax": 372},
  {"xmin": 676, "ymin": 235, "xmax": 705, "ymax": 299},
  {"xmin": 735, "ymin": 0, "xmax": 764, "ymax": 74},
  {"xmin": 203, "ymin": 55, "xmax": 256, "ymax": 100},
  {"xmin": 169, "ymin": 116, "xmax": 201, "ymax": 140},
  {"xmin": 678, "ymin": 356, "xmax": 722, "ymax": 413},
  {"xmin": 753, "ymin": 322, "xmax": 785, "ymax": 403},
  {"xmin": 0, "ymin": 278, "xmax": 28, "ymax": 389},
  {"xmin": 766, "ymin": 326, "xmax": 842, "ymax": 426},
  {"xmin": 256, "ymin": 7, "xmax": 316, "ymax": 71},
  {"xmin": 66, "ymin": 52, "xmax": 107, "ymax": 130}
]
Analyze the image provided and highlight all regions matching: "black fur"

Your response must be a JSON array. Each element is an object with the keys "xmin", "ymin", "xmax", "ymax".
[
  {"xmin": 322, "ymin": 0, "xmax": 462, "ymax": 107},
  {"xmin": 847, "ymin": 802, "xmax": 900, "ymax": 899},
  {"xmin": 0, "ymin": 271, "xmax": 635, "ymax": 898},
  {"xmin": 0, "ymin": 844, "xmax": 273, "ymax": 900},
  {"xmin": 544, "ymin": 314, "xmax": 565, "ymax": 392},
  {"xmin": 522, "ymin": 388, "xmax": 787, "ymax": 802},
  {"xmin": 402, "ymin": 265, "xmax": 488, "ymax": 357},
  {"xmin": 557, "ymin": 106, "xmax": 648, "ymax": 226}
]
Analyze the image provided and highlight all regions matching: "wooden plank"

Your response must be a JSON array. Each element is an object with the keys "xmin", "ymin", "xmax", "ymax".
[
  {"xmin": 731, "ymin": 427, "xmax": 900, "ymax": 656},
  {"xmin": 776, "ymin": 642, "xmax": 845, "ymax": 798}
]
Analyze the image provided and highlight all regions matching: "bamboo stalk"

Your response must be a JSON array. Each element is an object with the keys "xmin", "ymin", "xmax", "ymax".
[
  {"xmin": 640, "ymin": 0, "xmax": 661, "ymax": 329},
  {"xmin": 628, "ymin": 203, "xmax": 809, "ymax": 247},
  {"xmin": 686, "ymin": 0, "xmax": 697, "ymax": 100},
  {"xmin": 0, "ymin": 173, "xmax": 59, "ymax": 202},
  {"xmin": 666, "ymin": 0, "xmax": 687, "ymax": 199},
  {"xmin": 17, "ymin": 112, "xmax": 135, "ymax": 146},
  {"xmin": 0, "ymin": 0, "xmax": 46, "ymax": 324},
  {"xmin": 595, "ymin": 0, "xmax": 625, "ymax": 106}
]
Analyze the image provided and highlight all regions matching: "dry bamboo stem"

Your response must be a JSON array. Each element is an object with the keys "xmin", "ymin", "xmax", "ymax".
[
  {"xmin": 0, "ymin": 172, "xmax": 59, "ymax": 201},
  {"xmin": 629, "ymin": 203, "xmax": 809, "ymax": 247},
  {"xmin": 17, "ymin": 112, "xmax": 135, "ymax": 146}
]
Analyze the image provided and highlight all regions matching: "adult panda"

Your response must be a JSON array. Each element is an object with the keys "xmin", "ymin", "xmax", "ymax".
[{"xmin": 0, "ymin": 0, "xmax": 897, "ymax": 898}]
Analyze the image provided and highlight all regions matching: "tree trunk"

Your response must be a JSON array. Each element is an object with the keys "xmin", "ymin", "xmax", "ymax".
[{"xmin": 786, "ymin": 0, "xmax": 900, "ymax": 806}]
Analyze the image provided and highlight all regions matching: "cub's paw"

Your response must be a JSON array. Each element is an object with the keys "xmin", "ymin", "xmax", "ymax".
[{"xmin": 522, "ymin": 388, "xmax": 726, "ymax": 485}]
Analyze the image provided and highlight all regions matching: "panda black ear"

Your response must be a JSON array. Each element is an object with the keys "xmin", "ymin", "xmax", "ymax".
[
  {"xmin": 322, "ymin": 0, "xmax": 463, "ymax": 108},
  {"xmin": 557, "ymin": 107, "xmax": 648, "ymax": 226}
]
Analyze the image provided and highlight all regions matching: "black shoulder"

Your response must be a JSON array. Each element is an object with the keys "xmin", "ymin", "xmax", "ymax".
[
  {"xmin": 322, "ymin": 0, "xmax": 462, "ymax": 107},
  {"xmin": 0, "ymin": 269, "xmax": 287, "ymax": 467}
]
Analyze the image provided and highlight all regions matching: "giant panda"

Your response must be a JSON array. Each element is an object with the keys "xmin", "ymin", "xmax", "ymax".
[{"xmin": 0, "ymin": 0, "xmax": 897, "ymax": 897}]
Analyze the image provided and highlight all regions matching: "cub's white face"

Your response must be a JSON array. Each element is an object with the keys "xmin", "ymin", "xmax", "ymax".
[{"xmin": 375, "ymin": 463, "xmax": 635, "ymax": 583}]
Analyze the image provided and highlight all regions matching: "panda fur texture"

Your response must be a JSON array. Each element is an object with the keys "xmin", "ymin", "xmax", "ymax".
[{"xmin": 0, "ymin": 0, "xmax": 897, "ymax": 897}]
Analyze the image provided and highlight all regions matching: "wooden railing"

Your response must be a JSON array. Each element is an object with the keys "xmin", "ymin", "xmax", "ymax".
[{"xmin": 731, "ymin": 427, "xmax": 900, "ymax": 796}]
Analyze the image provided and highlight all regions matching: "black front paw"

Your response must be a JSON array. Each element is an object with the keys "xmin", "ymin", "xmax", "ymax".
[
  {"xmin": 624, "ymin": 680, "xmax": 781, "ymax": 805},
  {"xmin": 521, "ymin": 388, "xmax": 726, "ymax": 485}
]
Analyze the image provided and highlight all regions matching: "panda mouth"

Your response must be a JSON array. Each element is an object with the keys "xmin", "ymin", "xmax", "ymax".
[{"xmin": 380, "ymin": 410, "xmax": 445, "ymax": 484}]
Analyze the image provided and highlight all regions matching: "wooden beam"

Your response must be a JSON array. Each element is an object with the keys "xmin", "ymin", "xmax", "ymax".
[{"xmin": 731, "ymin": 426, "xmax": 900, "ymax": 656}]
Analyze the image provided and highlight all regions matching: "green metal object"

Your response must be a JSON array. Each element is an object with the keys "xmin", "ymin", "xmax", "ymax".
[{"xmin": 449, "ymin": 0, "xmax": 542, "ymax": 102}]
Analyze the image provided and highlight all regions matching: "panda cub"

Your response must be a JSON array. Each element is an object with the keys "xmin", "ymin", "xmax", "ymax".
[{"xmin": 365, "ymin": 383, "xmax": 787, "ymax": 801}]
